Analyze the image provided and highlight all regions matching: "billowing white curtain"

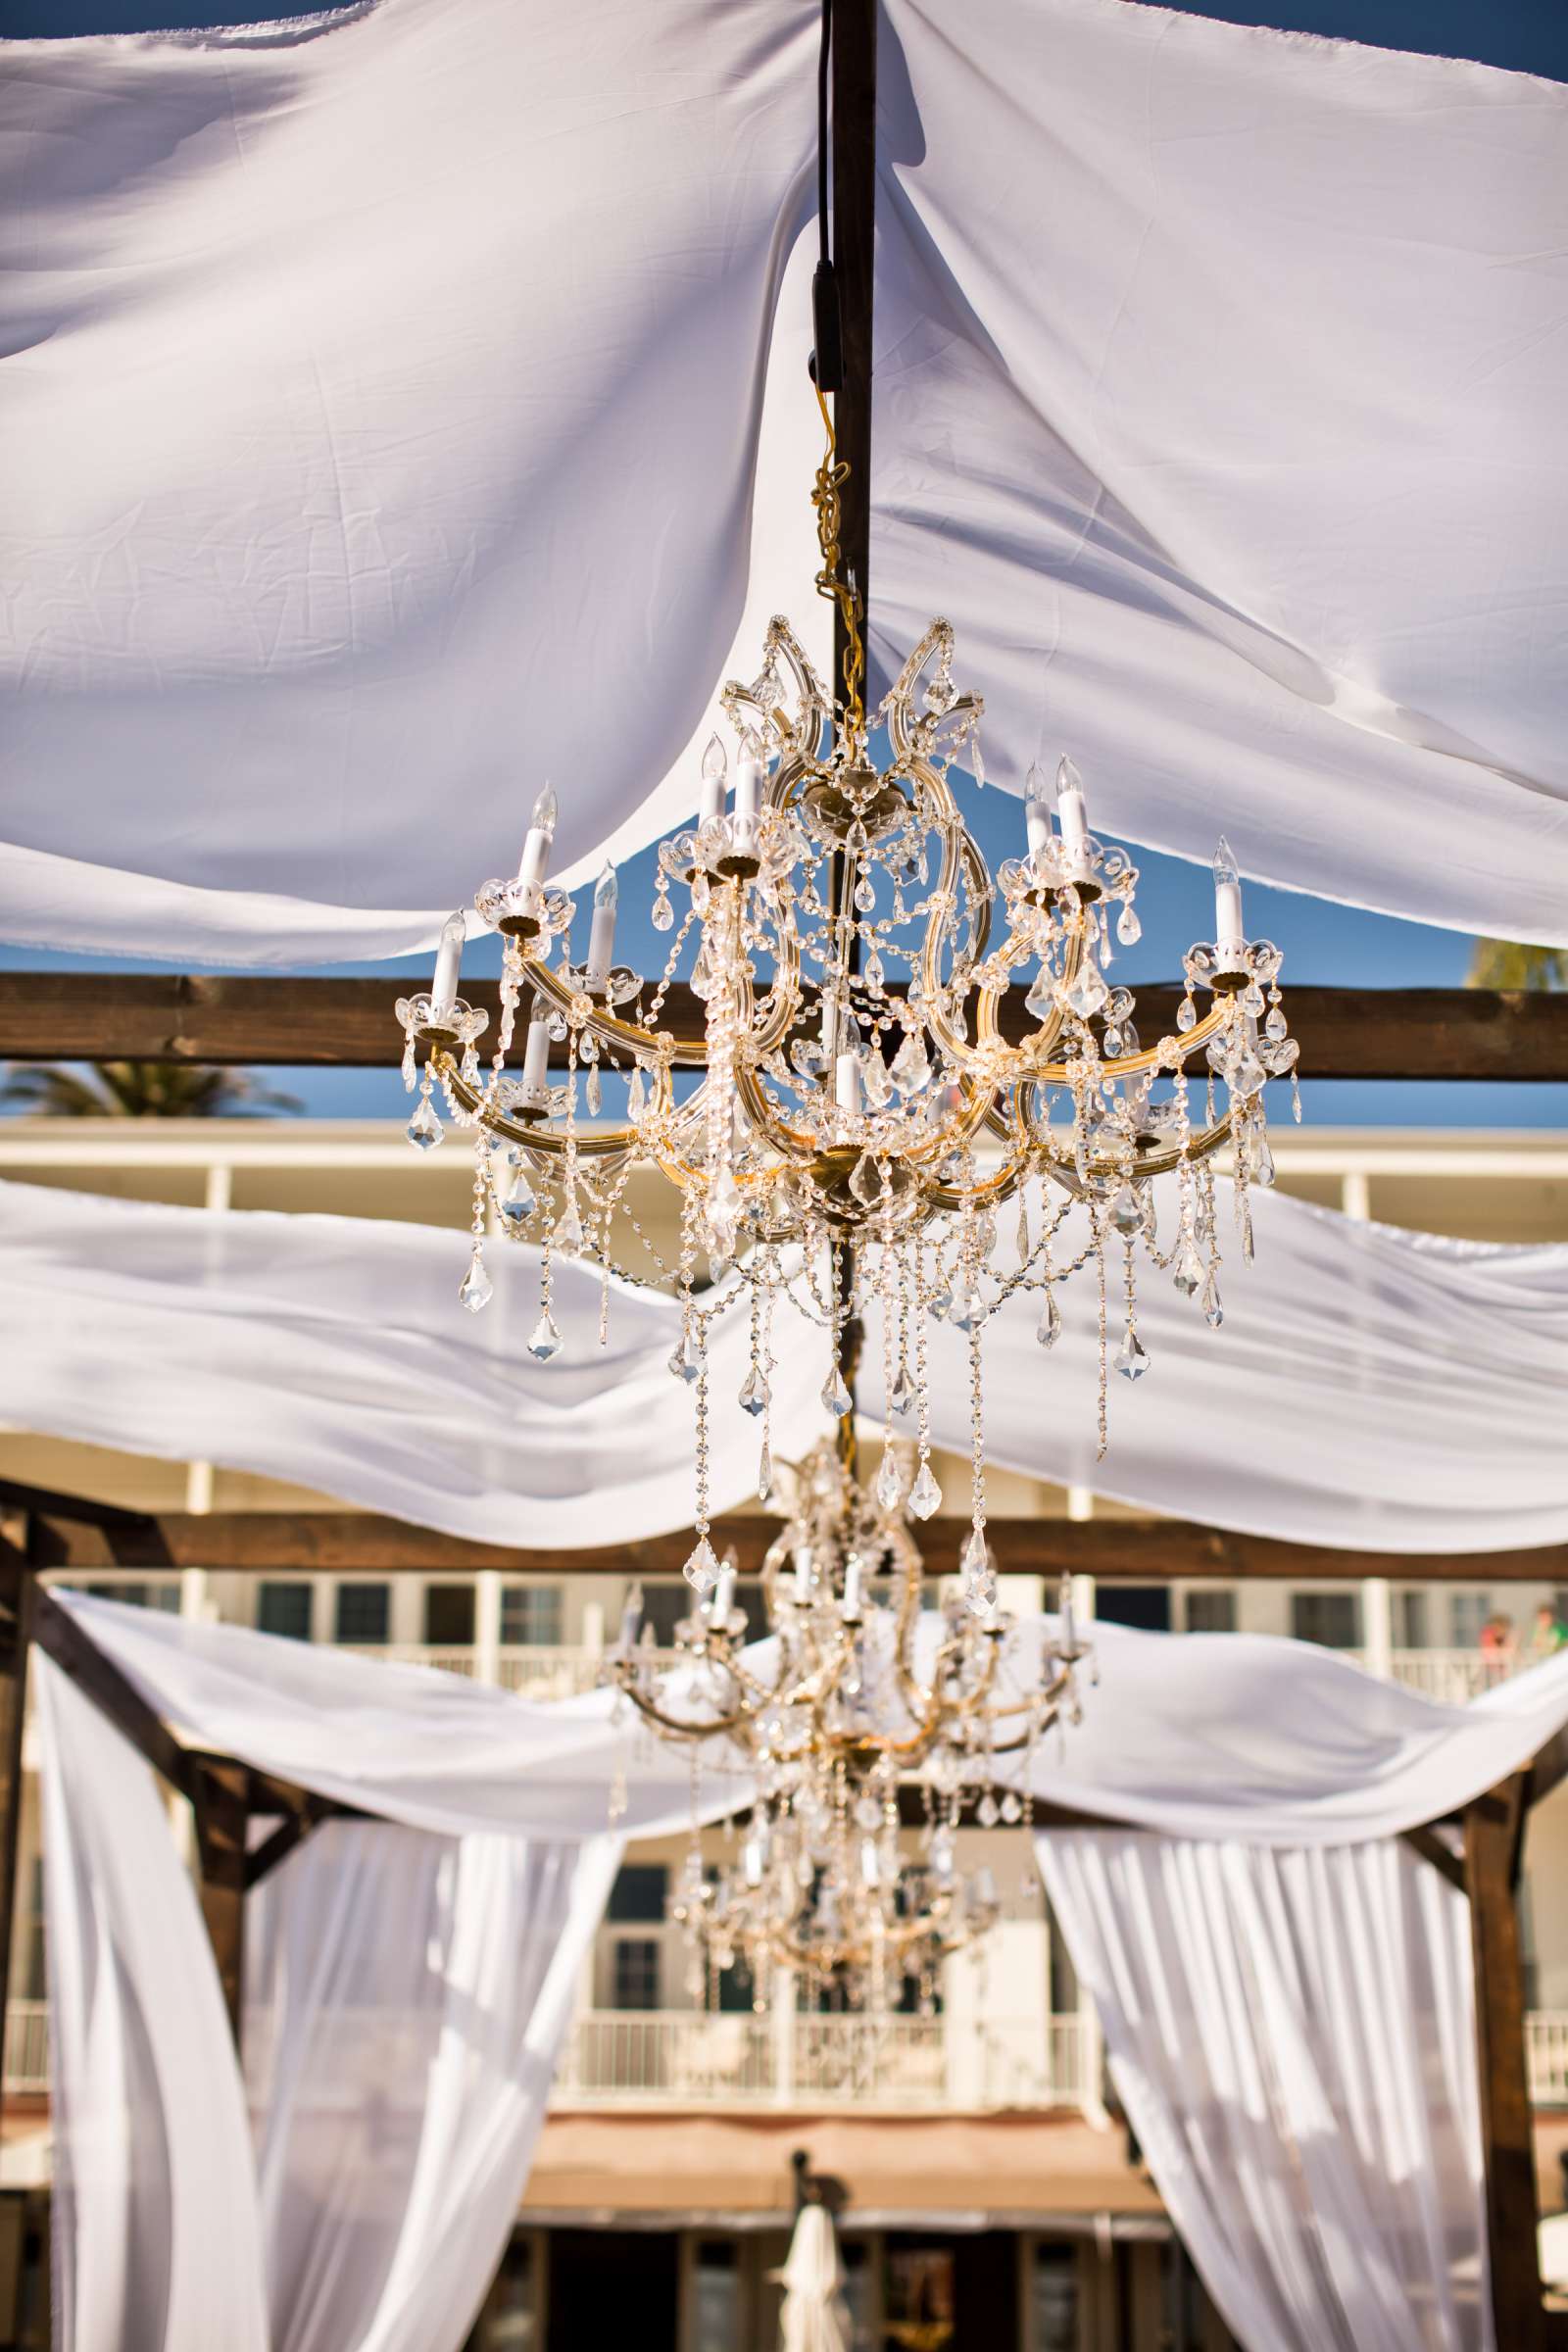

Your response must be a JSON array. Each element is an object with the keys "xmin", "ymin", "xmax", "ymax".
[
  {"xmin": 6, "ymin": 1175, "xmax": 1568, "ymax": 1553},
  {"xmin": 1039, "ymin": 1832, "xmax": 1491, "ymax": 2352},
  {"xmin": 34, "ymin": 1646, "xmax": 625, "ymax": 2352},
  {"xmin": 873, "ymin": 0, "xmax": 1568, "ymax": 945},
  {"xmin": 246, "ymin": 1823, "xmax": 621, "ymax": 2352}
]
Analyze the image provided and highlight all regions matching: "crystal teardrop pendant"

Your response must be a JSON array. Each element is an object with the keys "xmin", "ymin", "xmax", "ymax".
[
  {"xmin": 527, "ymin": 1308, "xmax": 563, "ymax": 1361},
  {"xmin": 407, "ymin": 1097, "xmax": 443, "ymax": 1152},
  {"xmin": 1172, "ymin": 1243, "xmax": 1204, "ymax": 1298},
  {"xmin": 1116, "ymin": 904, "xmax": 1142, "ymax": 947},
  {"xmin": 501, "ymin": 1171, "xmax": 536, "ymax": 1226},
  {"xmin": 876, "ymin": 1448, "xmax": 905, "ymax": 1510},
  {"xmin": 848, "ymin": 1152, "xmax": 882, "ymax": 1207},
  {"xmin": 1250, "ymin": 1130, "xmax": 1276, "ymax": 1188},
  {"xmin": 890, "ymin": 1031, "xmax": 930, "ymax": 1094},
  {"xmin": 555, "ymin": 1193, "xmax": 584, "ymax": 1254},
  {"xmin": 1025, "ymin": 973, "xmax": 1053, "ymax": 1021},
  {"xmin": 1108, "ymin": 1185, "xmax": 1142, "ymax": 1235},
  {"xmin": 1000, "ymin": 1791, "xmax": 1023, "ymax": 1826},
  {"xmin": 1036, "ymin": 1290, "xmax": 1061, "ymax": 1348},
  {"xmin": 821, "ymin": 1364, "xmax": 854, "ymax": 1418},
  {"xmin": 683, "ymin": 1537, "xmax": 720, "ymax": 1595},
  {"xmin": 738, "ymin": 1366, "xmax": 768, "ymax": 1417},
  {"xmin": 976, "ymin": 1791, "xmax": 1001, "ymax": 1828},
  {"xmin": 1114, "ymin": 1330, "xmax": 1151, "ymax": 1380},
  {"xmin": 668, "ymin": 1329, "xmax": 703, "ymax": 1384},
  {"xmin": 908, "ymin": 1460, "xmax": 942, "ymax": 1519},
  {"xmin": 757, "ymin": 1440, "xmax": 773, "ymax": 1502},
  {"xmin": 1176, "ymin": 994, "xmax": 1198, "ymax": 1033},
  {"xmin": 459, "ymin": 1251, "xmax": 494, "ymax": 1313},
  {"xmin": 1063, "ymin": 964, "xmax": 1109, "ymax": 1021},
  {"xmin": 1201, "ymin": 1271, "xmax": 1223, "ymax": 1329},
  {"xmin": 889, "ymin": 1365, "xmax": 914, "ymax": 1415}
]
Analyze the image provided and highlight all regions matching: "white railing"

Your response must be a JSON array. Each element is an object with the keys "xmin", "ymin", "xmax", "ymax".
[
  {"xmin": 3, "ymin": 2001, "xmax": 47, "ymax": 2093},
  {"xmin": 340, "ymin": 1642, "xmax": 478, "ymax": 1677},
  {"xmin": 498, "ymin": 1645, "xmax": 603, "ymax": 1699},
  {"xmin": 555, "ymin": 2009, "xmax": 1098, "ymax": 2113},
  {"xmin": 1528, "ymin": 2013, "xmax": 1568, "ymax": 2105},
  {"xmin": 1388, "ymin": 1650, "xmax": 1521, "ymax": 1706}
]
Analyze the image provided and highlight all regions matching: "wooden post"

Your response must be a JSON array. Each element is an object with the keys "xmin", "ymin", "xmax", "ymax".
[
  {"xmin": 1464, "ymin": 1771, "xmax": 1544, "ymax": 2351},
  {"xmin": 830, "ymin": 0, "xmax": 877, "ymax": 684},
  {"xmin": 192, "ymin": 1760, "xmax": 250, "ymax": 2048},
  {"xmin": 0, "ymin": 1539, "xmax": 36, "ymax": 2139}
]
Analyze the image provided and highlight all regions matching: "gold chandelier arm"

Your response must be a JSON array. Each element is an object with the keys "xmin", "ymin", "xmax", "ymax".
[{"xmin": 430, "ymin": 1049, "xmax": 670, "ymax": 1158}]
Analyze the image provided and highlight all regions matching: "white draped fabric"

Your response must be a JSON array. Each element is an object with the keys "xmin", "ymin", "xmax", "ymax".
[
  {"xmin": 872, "ymin": 0, "xmax": 1568, "ymax": 946},
  {"xmin": 40, "ymin": 1599, "xmax": 1568, "ymax": 2352},
  {"xmin": 2, "ymin": 0, "xmax": 1565, "ymax": 957},
  {"xmin": 1040, "ymin": 1834, "xmax": 1491, "ymax": 2352},
  {"xmin": 5, "ymin": 1175, "xmax": 1568, "ymax": 1553},
  {"xmin": 0, "ymin": 0, "xmax": 819, "ymax": 964},
  {"xmin": 34, "ymin": 1642, "xmax": 626, "ymax": 2352}
]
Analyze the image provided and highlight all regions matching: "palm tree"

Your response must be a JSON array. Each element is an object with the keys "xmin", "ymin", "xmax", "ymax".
[
  {"xmin": 0, "ymin": 1060, "xmax": 302, "ymax": 1117},
  {"xmin": 1465, "ymin": 940, "xmax": 1565, "ymax": 993}
]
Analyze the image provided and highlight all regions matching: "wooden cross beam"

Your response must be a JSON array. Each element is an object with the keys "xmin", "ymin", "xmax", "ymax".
[
  {"xmin": 15, "ymin": 1491, "xmax": 1567, "ymax": 1587},
  {"xmin": 2, "ymin": 970, "xmax": 1565, "ymax": 1080}
]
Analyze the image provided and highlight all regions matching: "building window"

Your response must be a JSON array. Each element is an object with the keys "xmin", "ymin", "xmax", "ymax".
[
  {"xmin": 611, "ymin": 1936, "xmax": 662, "ymax": 2011},
  {"xmin": 1185, "ymin": 1590, "xmax": 1236, "ymax": 1635},
  {"xmin": 608, "ymin": 1863, "xmax": 668, "ymax": 1924},
  {"xmin": 333, "ymin": 1584, "xmax": 390, "ymax": 1643},
  {"xmin": 501, "ymin": 1586, "xmax": 563, "ymax": 1647},
  {"xmin": 1396, "ymin": 1590, "xmax": 1429, "ymax": 1650},
  {"xmin": 84, "ymin": 1580, "xmax": 179, "ymax": 1613},
  {"xmin": 1095, "ymin": 1584, "xmax": 1171, "ymax": 1632},
  {"xmin": 1030, "ymin": 2242, "xmax": 1080, "ymax": 2352},
  {"xmin": 423, "ymin": 1584, "xmax": 475, "ymax": 1645},
  {"xmin": 1450, "ymin": 1592, "xmax": 1494, "ymax": 1650},
  {"xmin": 257, "ymin": 1582, "xmax": 313, "ymax": 1642},
  {"xmin": 640, "ymin": 1584, "xmax": 691, "ymax": 1646},
  {"xmin": 1290, "ymin": 1592, "xmax": 1360, "ymax": 1650}
]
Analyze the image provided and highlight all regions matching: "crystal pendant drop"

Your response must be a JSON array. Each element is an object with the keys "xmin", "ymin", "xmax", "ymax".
[
  {"xmin": 1114, "ymin": 1329, "xmax": 1151, "ymax": 1381},
  {"xmin": 1108, "ymin": 1184, "xmax": 1142, "ymax": 1236},
  {"xmin": 876, "ymin": 1448, "xmax": 905, "ymax": 1509},
  {"xmin": 757, "ymin": 1440, "xmax": 773, "ymax": 1503},
  {"xmin": 625, "ymin": 1064, "xmax": 646, "ymax": 1120},
  {"xmin": 1201, "ymin": 1271, "xmax": 1223, "ymax": 1329},
  {"xmin": 854, "ymin": 1791, "xmax": 882, "ymax": 1832},
  {"xmin": 908, "ymin": 1460, "xmax": 942, "ymax": 1520},
  {"xmin": 585, "ymin": 1062, "xmax": 602, "ymax": 1115},
  {"xmin": 527, "ymin": 1308, "xmax": 563, "ymax": 1361},
  {"xmin": 862, "ymin": 1052, "xmax": 894, "ymax": 1109},
  {"xmin": 668, "ymin": 1329, "xmax": 704, "ymax": 1384},
  {"xmin": 459, "ymin": 1251, "xmax": 494, "ymax": 1313},
  {"xmin": 1036, "ymin": 1290, "xmax": 1061, "ymax": 1348},
  {"xmin": 1000, "ymin": 1791, "xmax": 1023, "ymax": 1826},
  {"xmin": 1176, "ymin": 995, "xmax": 1198, "ymax": 1034},
  {"xmin": 1265, "ymin": 1004, "xmax": 1288, "ymax": 1044},
  {"xmin": 890, "ymin": 1031, "xmax": 930, "ymax": 1094},
  {"xmin": 1116, "ymin": 904, "xmax": 1142, "ymax": 947},
  {"xmin": 1025, "ymin": 972, "xmax": 1054, "ymax": 1021},
  {"xmin": 555, "ymin": 1193, "xmax": 584, "ymax": 1254},
  {"xmin": 821, "ymin": 1364, "xmax": 854, "ymax": 1418},
  {"xmin": 947, "ymin": 1282, "xmax": 982, "ymax": 1332},
  {"xmin": 683, "ymin": 1537, "xmax": 720, "ymax": 1595},
  {"xmin": 926, "ymin": 1286, "xmax": 953, "ymax": 1322},
  {"xmin": 975, "ymin": 1790, "xmax": 1001, "ymax": 1828},
  {"xmin": 854, "ymin": 874, "xmax": 875, "ymax": 913},
  {"xmin": 1250, "ymin": 1130, "xmax": 1276, "ymax": 1188},
  {"xmin": 738, "ymin": 1366, "xmax": 768, "ymax": 1418},
  {"xmin": 1063, "ymin": 964, "xmax": 1109, "ymax": 1021},
  {"xmin": 651, "ymin": 884, "xmax": 674, "ymax": 932},
  {"xmin": 501, "ymin": 1171, "xmax": 536, "ymax": 1226},
  {"xmin": 889, "ymin": 1365, "xmax": 914, "ymax": 1415},
  {"xmin": 1172, "ymin": 1243, "xmax": 1204, "ymax": 1298},
  {"xmin": 848, "ymin": 1152, "xmax": 882, "ymax": 1207},
  {"xmin": 407, "ymin": 1097, "xmax": 443, "ymax": 1152}
]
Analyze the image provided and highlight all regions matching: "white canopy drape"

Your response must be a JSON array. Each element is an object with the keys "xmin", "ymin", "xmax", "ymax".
[
  {"xmin": 36, "ymin": 1597, "xmax": 1568, "ymax": 2352},
  {"xmin": 4, "ymin": 1175, "xmax": 1567, "ymax": 1553},
  {"xmin": 2, "ymin": 0, "xmax": 1564, "ymax": 958}
]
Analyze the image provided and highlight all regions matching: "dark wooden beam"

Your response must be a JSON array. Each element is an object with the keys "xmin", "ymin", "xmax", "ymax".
[
  {"xmin": 0, "ymin": 1540, "xmax": 36, "ymax": 2144},
  {"xmin": 1400, "ymin": 1822, "xmax": 1466, "ymax": 1893},
  {"xmin": 31, "ymin": 1589, "xmax": 194, "ymax": 1799},
  {"xmin": 26, "ymin": 1498, "xmax": 1568, "ymax": 1586},
  {"xmin": 2, "ymin": 971, "xmax": 1565, "ymax": 1079},
  {"xmin": 1465, "ymin": 1773, "xmax": 1545, "ymax": 2352},
  {"xmin": 192, "ymin": 1760, "xmax": 249, "ymax": 2046},
  {"xmin": 830, "ymin": 0, "xmax": 877, "ymax": 690}
]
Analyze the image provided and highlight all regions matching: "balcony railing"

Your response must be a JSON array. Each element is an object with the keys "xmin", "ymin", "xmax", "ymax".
[
  {"xmin": 555, "ymin": 2010, "xmax": 1100, "ymax": 2113},
  {"xmin": 8, "ymin": 1998, "xmax": 1568, "ymax": 2112}
]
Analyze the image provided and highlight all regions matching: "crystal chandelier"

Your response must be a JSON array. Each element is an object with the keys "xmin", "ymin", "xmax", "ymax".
[
  {"xmin": 394, "ymin": 388, "xmax": 1296, "ymax": 1614},
  {"xmin": 613, "ymin": 1434, "xmax": 1090, "ymax": 2015}
]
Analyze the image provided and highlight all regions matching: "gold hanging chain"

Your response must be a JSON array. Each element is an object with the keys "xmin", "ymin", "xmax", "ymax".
[{"xmin": 811, "ymin": 378, "xmax": 866, "ymax": 743}]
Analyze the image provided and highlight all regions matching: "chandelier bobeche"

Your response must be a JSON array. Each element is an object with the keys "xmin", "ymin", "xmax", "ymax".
[
  {"xmin": 619, "ymin": 1436, "xmax": 1090, "ymax": 2014},
  {"xmin": 397, "ymin": 607, "xmax": 1295, "ymax": 1614}
]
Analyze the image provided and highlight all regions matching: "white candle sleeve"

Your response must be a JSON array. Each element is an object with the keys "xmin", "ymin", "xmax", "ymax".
[
  {"xmin": 713, "ymin": 1563, "xmax": 738, "ymax": 1622},
  {"xmin": 431, "ymin": 912, "xmax": 464, "ymax": 1007},
  {"xmin": 734, "ymin": 756, "xmax": 761, "ymax": 828},
  {"xmin": 1216, "ymin": 880, "xmax": 1246, "ymax": 956},
  {"xmin": 842, "ymin": 1558, "xmax": 863, "ymax": 1617},
  {"xmin": 521, "ymin": 1016, "xmax": 552, "ymax": 1093},
  {"xmin": 794, "ymin": 1547, "xmax": 813, "ymax": 1603},
  {"xmin": 517, "ymin": 826, "xmax": 551, "ymax": 888},
  {"xmin": 835, "ymin": 1052, "xmax": 862, "ymax": 1116},
  {"xmin": 1055, "ymin": 757, "xmax": 1090, "ymax": 858}
]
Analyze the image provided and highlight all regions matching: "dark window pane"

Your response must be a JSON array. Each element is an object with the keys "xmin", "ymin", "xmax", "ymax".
[
  {"xmin": 334, "ymin": 1584, "xmax": 390, "ymax": 1643},
  {"xmin": 640, "ymin": 1584, "xmax": 691, "ymax": 1646},
  {"xmin": 84, "ymin": 1580, "xmax": 179, "ymax": 1613},
  {"xmin": 257, "ymin": 1582, "xmax": 313, "ymax": 1641},
  {"xmin": 611, "ymin": 1936, "xmax": 662, "ymax": 2010},
  {"xmin": 501, "ymin": 1587, "xmax": 563, "ymax": 1646},
  {"xmin": 1290, "ymin": 1592, "xmax": 1360, "ymax": 1650},
  {"xmin": 608, "ymin": 1863, "xmax": 668, "ymax": 1924},
  {"xmin": 1185, "ymin": 1591, "xmax": 1236, "ymax": 1636},
  {"xmin": 424, "ymin": 1584, "xmax": 475, "ymax": 1645},
  {"xmin": 1096, "ymin": 1584, "xmax": 1171, "ymax": 1632}
]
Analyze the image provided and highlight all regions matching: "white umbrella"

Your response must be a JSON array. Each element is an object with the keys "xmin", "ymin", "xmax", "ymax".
[{"xmin": 779, "ymin": 2202, "xmax": 851, "ymax": 2352}]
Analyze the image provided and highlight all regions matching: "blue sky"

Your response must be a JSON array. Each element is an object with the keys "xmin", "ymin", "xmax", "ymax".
[{"xmin": 3, "ymin": 0, "xmax": 1562, "ymax": 1129}]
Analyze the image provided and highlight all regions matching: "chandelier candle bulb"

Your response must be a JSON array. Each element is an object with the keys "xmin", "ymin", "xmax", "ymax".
[
  {"xmin": 519, "ymin": 1010, "xmax": 552, "ymax": 1100},
  {"xmin": 734, "ymin": 738, "xmax": 762, "ymax": 831},
  {"xmin": 835, "ymin": 1050, "xmax": 863, "ymax": 1117},
  {"xmin": 699, "ymin": 734, "xmax": 728, "ymax": 828},
  {"xmin": 516, "ymin": 783, "xmax": 559, "ymax": 887},
  {"xmin": 1055, "ymin": 755, "xmax": 1090, "ymax": 861},
  {"xmin": 1214, "ymin": 837, "xmax": 1245, "ymax": 962},
  {"xmin": 431, "ymin": 910, "xmax": 466, "ymax": 1009},
  {"xmin": 793, "ymin": 1545, "xmax": 813, "ymax": 1604},
  {"xmin": 585, "ymin": 861, "xmax": 618, "ymax": 991},
  {"xmin": 618, "ymin": 1584, "xmax": 643, "ymax": 1653},
  {"xmin": 1023, "ymin": 764, "xmax": 1054, "ymax": 862},
  {"xmin": 842, "ymin": 1556, "xmax": 863, "ymax": 1619},
  {"xmin": 711, "ymin": 1556, "xmax": 738, "ymax": 1625}
]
